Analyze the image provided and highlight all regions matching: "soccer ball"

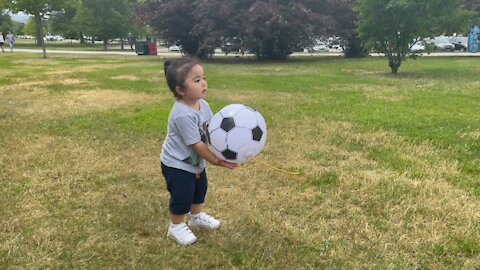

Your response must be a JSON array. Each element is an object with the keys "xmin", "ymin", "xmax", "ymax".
[{"xmin": 208, "ymin": 104, "xmax": 267, "ymax": 164}]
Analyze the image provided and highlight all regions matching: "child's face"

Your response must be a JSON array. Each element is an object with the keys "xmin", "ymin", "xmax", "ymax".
[{"xmin": 178, "ymin": 64, "xmax": 207, "ymax": 102}]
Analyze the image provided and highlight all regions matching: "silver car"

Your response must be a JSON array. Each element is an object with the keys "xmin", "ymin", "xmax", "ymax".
[{"xmin": 428, "ymin": 37, "xmax": 455, "ymax": 51}]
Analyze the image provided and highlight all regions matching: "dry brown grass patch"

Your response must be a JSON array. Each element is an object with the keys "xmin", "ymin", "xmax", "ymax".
[
  {"xmin": 348, "ymin": 129, "xmax": 460, "ymax": 180},
  {"xmin": 2, "ymin": 77, "xmax": 93, "ymax": 95},
  {"xmin": 111, "ymin": 75, "xmax": 140, "ymax": 81},
  {"xmin": 41, "ymin": 62, "xmax": 136, "ymax": 76},
  {"xmin": 1, "ymin": 88, "xmax": 161, "ymax": 120},
  {"xmin": 461, "ymin": 130, "xmax": 480, "ymax": 139},
  {"xmin": 1, "ymin": 132, "xmax": 164, "ymax": 265},
  {"xmin": 208, "ymin": 117, "xmax": 480, "ymax": 267}
]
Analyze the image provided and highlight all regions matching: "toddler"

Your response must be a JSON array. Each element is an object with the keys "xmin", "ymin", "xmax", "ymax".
[{"xmin": 161, "ymin": 57, "xmax": 237, "ymax": 245}]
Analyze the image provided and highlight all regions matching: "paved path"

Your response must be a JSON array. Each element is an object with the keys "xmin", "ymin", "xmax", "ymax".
[
  {"xmin": 13, "ymin": 48, "xmax": 176, "ymax": 56},
  {"xmin": 12, "ymin": 48, "xmax": 480, "ymax": 57}
]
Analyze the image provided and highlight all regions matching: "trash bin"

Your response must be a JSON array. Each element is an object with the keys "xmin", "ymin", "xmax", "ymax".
[
  {"xmin": 148, "ymin": 42, "xmax": 157, "ymax": 55},
  {"xmin": 135, "ymin": 41, "xmax": 148, "ymax": 55}
]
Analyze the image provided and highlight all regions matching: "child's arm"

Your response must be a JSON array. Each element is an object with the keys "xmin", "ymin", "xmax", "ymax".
[{"xmin": 192, "ymin": 141, "xmax": 238, "ymax": 170}]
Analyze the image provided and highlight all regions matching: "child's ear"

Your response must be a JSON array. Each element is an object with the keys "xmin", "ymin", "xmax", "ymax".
[{"xmin": 175, "ymin": 86, "xmax": 185, "ymax": 97}]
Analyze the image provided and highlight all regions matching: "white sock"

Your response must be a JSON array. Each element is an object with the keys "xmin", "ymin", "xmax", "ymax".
[
  {"xmin": 190, "ymin": 212, "xmax": 202, "ymax": 218},
  {"xmin": 170, "ymin": 222, "xmax": 184, "ymax": 228}
]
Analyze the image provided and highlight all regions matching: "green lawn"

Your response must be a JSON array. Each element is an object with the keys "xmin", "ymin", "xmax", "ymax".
[{"xmin": 1, "ymin": 53, "xmax": 479, "ymax": 269}]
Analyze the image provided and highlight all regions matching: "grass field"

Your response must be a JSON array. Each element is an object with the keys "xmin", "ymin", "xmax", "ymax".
[{"xmin": 1, "ymin": 53, "xmax": 479, "ymax": 269}]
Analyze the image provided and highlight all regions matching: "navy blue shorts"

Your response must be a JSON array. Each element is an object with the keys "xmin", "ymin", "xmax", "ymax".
[{"xmin": 161, "ymin": 163, "xmax": 208, "ymax": 215}]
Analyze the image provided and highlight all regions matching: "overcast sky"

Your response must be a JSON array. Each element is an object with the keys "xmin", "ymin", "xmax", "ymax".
[{"xmin": 8, "ymin": 11, "xmax": 30, "ymax": 23}]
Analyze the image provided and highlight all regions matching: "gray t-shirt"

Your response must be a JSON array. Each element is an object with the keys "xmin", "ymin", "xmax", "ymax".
[{"xmin": 160, "ymin": 99, "xmax": 213, "ymax": 173}]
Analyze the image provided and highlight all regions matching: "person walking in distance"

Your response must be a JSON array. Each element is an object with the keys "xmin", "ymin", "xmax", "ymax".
[
  {"xmin": 0, "ymin": 32, "xmax": 5, "ymax": 52},
  {"xmin": 6, "ymin": 32, "xmax": 14, "ymax": 52}
]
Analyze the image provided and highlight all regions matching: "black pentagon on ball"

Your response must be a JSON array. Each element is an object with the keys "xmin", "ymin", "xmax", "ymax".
[
  {"xmin": 220, "ymin": 117, "xmax": 235, "ymax": 132},
  {"xmin": 252, "ymin": 126, "xmax": 263, "ymax": 141},
  {"xmin": 222, "ymin": 149, "xmax": 238, "ymax": 160}
]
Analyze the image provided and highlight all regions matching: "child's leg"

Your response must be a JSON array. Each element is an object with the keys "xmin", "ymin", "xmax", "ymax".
[
  {"xmin": 161, "ymin": 164, "xmax": 198, "ymax": 245},
  {"xmin": 190, "ymin": 204, "xmax": 203, "ymax": 215},
  {"xmin": 190, "ymin": 171, "xmax": 208, "ymax": 215},
  {"xmin": 187, "ymin": 170, "xmax": 220, "ymax": 229},
  {"xmin": 161, "ymin": 163, "xmax": 197, "ymax": 222},
  {"xmin": 170, "ymin": 213, "xmax": 186, "ymax": 224}
]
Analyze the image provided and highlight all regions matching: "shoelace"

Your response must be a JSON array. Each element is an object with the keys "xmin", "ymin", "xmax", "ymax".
[
  {"xmin": 175, "ymin": 224, "xmax": 194, "ymax": 239},
  {"xmin": 195, "ymin": 213, "xmax": 215, "ymax": 224}
]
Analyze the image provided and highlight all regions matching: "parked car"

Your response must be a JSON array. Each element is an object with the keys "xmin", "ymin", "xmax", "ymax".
[
  {"xmin": 448, "ymin": 36, "xmax": 468, "ymax": 51},
  {"xmin": 168, "ymin": 45, "xmax": 181, "ymax": 52},
  {"xmin": 44, "ymin": 35, "xmax": 64, "ymax": 41},
  {"xmin": 426, "ymin": 37, "xmax": 455, "ymax": 51},
  {"xmin": 410, "ymin": 40, "xmax": 426, "ymax": 52},
  {"xmin": 313, "ymin": 43, "xmax": 329, "ymax": 52},
  {"xmin": 306, "ymin": 43, "xmax": 328, "ymax": 53},
  {"xmin": 221, "ymin": 37, "xmax": 242, "ymax": 54}
]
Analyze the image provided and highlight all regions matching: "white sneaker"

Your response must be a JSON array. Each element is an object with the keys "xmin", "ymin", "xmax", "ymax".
[
  {"xmin": 188, "ymin": 212, "xmax": 221, "ymax": 229},
  {"xmin": 167, "ymin": 222, "xmax": 197, "ymax": 246}
]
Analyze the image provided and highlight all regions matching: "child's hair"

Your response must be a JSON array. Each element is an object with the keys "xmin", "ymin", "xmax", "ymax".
[{"xmin": 164, "ymin": 57, "xmax": 200, "ymax": 98}]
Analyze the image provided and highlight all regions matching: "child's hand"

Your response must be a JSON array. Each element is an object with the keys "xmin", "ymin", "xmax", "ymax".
[{"xmin": 215, "ymin": 159, "xmax": 238, "ymax": 170}]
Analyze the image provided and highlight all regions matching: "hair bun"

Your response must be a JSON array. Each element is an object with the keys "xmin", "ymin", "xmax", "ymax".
[{"xmin": 164, "ymin": 60, "xmax": 172, "ymax": 74}]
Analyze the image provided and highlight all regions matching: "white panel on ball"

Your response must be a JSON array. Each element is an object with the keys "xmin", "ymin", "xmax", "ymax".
[
  {"xmin": 237, "ymin": 143, "xmax": 262, "ymax": 163},
  {"xmin": 209, "ymin": 129, "xmax": 228, "ymax": 152},
  {"xmin": 220, "ymin": 104, "xmax": 244, "ymax": 117},
  {"xmin": 208, "ymin": 112, "xmax": 223, "ymax": 133},
  {"xmin": 226, "ymin": 127, "xmax": 254, "ymax": 151},
  {"xmin": 255, "ymin": 111, "xmax": 267, "ymax": 130},
  {"xmin": 234, "ymin": 107, "xmax": 258, "ymax": 129}
]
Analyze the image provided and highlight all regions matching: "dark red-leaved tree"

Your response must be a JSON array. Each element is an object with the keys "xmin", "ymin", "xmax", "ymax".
[
  {"xmin": 138, "ymin": 0, "xmax": 335, "ymax": 60},
  {"xmin": 138, "ymin": 0, "xmax": 221, "ymax": 58}
]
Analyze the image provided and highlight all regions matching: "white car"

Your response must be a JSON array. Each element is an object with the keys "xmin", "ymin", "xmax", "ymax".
[
  {"xmin": 410, "ymin": 40, "xmax": 426, "ymax": 52},
  {"xmin": 312, "ymin": 43, "xmax": 329, "ymax": 52},
  {"xmin": 305, "ymin": 43, "xmax": 328, "ymax": 53},
  {"xmin": 427, "ymin": 37, "xmax": 455, "ymax": 51},
  {"xmin": 168, "ymin": 45, "xmax": 181, "ymax": 52},
  {"xmin": 44, "ymin": 35, "xmax": 64, "ymax": 41}
]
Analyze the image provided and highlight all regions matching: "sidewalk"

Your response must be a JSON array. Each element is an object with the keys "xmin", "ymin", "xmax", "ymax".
[
  {"xmin": 13, "ymin": 48, "xmax": 177, "ymax": 56},
  {"xmin": 12, "ymin": 48, "xmax": 480, "ymax": 57}
]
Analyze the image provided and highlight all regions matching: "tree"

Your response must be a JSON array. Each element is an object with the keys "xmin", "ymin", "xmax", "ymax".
[
  {"xmin": 139, "ymin": 0, "xmax": 334, "ymax": 60},
  {"xmin": 0, "ymin": 10, "xmax": 14, "ymax": 33},
  {"xmin": 433, "ymin": 0, "xmax": 473, "ymax": 35},
  {"xmin": 9, "ymin": 0, "xmax": 71, "ymax": 58},
  {"xmin": 79, "ymin": 0, "xmax": 129, "ymax": 50},
  {"xmin": 0, "ymin": 0, "xmax": 9, "ymax": 9},
  {"xmin": 241, "ymin": 1, "xmax": 314, "ymax": 60},
  {"xmin": 49, "ymin": 0, "xmax": 82, "ymax": 40},
  {"xmin": 23, "ymin": 16, "xmax": 46, "ymax": 36},
  {"xmin": 460, "ymin": 0, "xmax": 480, "ymax": 33},
  {"xmin": 138, "ymin": 0, "xmax": 219, "ymax": 58},
  {"xmin": 321, "ymin": 0, "xmax": 368, "ymax": 58},
  {"xmin": 356, "ymin": 0, "xmax": 461, "ymax": 74}
]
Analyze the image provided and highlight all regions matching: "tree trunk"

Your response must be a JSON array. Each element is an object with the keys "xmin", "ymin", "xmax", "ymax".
[
  {"xmin": 120, "ymin": 38, "xmax": 124, "ymax": 50},
  {"xmin": 103, "ymin": 40, "xmax": 107, "ymax": 51},
  {"xmin": 34, "ymin": 13, "xmax": 47, "ymax": 59},
  {"xmin": 79, "ymin": 32, "xmax": 85, "ymax": 44},
  {"xmin": 388, "ymin": 57, "xmax": 401, "ymax": 74}
]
